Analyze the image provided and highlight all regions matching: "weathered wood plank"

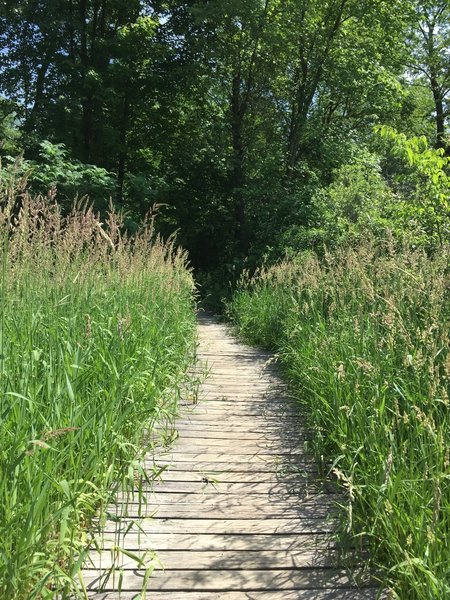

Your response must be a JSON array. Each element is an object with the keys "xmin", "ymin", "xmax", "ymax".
[
  {"xmin": 170, "ymin": 430, "xmax": 305, "ymax": 440},
  {"xmin": 153, "ymin": 452, "xmax": 308, "ymax": 462},
  {"xmin": 88, "ymin": 591, "xmax": 382, "ymax": 600},
  {"xmin": 159, "ymin": 445, "xmax": 307, "ymax": 455},
  {"xmin": 112, "ymin": 491, "xmax": 339, "ymax": 507},
  {"xmin": 155, "ymin": 453, "xmax": 307, "ymax": 464},
  {"xmin": 174, "ymin": 417, "xmax": 303, "ymax": 426},
  {"xmin": 85, "ymin": 548, "xmax": 341, "ymax": 570},
  {"xmin": 100, "ymin": 517, "xmax": 336, "ymax": 534},
  {"xmin": 82, "ymin": 568, "xmax": 357, "ymax": 592},
  {"xmin": 145, "ymin": 470, "xmax": 322, "ymax": 484},
  {"xmin": 108, "ymin": 505, "xmax": 335, "ymax": 520},
  {"xmin": 150, "ymin": 460, "xmax": 317, "ymax": 473},
  {"xmin": 172, "ymin": 423, "xmax": 306, "ymax": 434},
  {"xmin": 165, "ymin": 437, "xmax": 304, "ymax": 448},
  {"xmin": 92, "ymin": 532, "xmax": 332, "ymax": 551},
  {"xmin": 127, "ymin": 481, "xmax": 331, "ymax": 494},
  {"xmin": 174, "ymin": 411, "xmax": 298, "ymax": 419},
  {"xmin": 186, "ymin": 401, "xmax": 294, "ymax": 409}
]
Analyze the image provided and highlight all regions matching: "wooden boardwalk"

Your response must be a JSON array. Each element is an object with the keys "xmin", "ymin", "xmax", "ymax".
[{"xmin": 82, "ymin": 315, "xmax": 379, "ymax": 599}]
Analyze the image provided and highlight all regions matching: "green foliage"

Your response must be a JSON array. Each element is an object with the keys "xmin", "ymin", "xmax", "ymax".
[
  {"xmin": 0, "ymin": 99, "xmax": 21, "ymax": 156},
  {"xmin": 316, "ymin": 156, "xmax": 393, "ymax": 242},
  {"xmin": 376, "ymin": 125, "xmax": 450, "ymax": 247},
  {"xmin": 407, "ymin": 1, "xmax": 450, "ymax": 148},
  {"xmin": 228, "ymin": 244, "xmax": 450, "ymax": 599},
  {"xmin": 1, "ymin": 142, "xmax": 116, "ymax": 210},
  {"xmin": 0, "ymin": 175, "xmax": 196, "ymax": 598},
  {"xmin": 0, "ymin": 0, "xmax": 430, "ymax": 269},
  {"xmin": 33, "ymin": 141, "xmax": 116, "ymax": 207},
  {"xmin": 277, "ymin": 153, "xmax": 394, "ymax": 252}
]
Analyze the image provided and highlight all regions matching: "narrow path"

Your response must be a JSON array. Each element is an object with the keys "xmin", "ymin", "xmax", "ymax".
[{"xmin": 82, "ymin": 315, "xmax": 379, "ymax": 599}]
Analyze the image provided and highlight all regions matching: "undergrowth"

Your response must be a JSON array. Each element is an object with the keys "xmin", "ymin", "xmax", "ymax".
[
  {"xmin": 0, "ymin": 174, "xmax": 196, "ymax": 598},
  {"xmin": 228, "ymin": 242, "xmax": 449, "ymax": 600}
]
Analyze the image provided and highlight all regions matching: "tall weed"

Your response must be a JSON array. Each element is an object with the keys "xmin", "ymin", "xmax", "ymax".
[
  {"xmin": 0, "ymin": 175, "xmax": 196, "ymax": 598},
  {"xmin": 228, "ymin": 242, "xmax": 449, "ymax": 599}
]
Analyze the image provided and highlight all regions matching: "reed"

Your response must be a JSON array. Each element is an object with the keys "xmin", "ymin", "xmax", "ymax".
[
  {"xmin": 228, "ymin": 242, "xmax": 449, "ymax": 599},
  {"xmin": 0, "ymin": 173, "xmax": 196, "ymax": 598}
]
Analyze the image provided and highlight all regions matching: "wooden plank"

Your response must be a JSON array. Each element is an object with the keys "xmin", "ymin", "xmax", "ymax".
[
  {"xmin": 198, "ymin": 387, "xmax": 288, "ymax": 394},
  {"xmin": 87, "ymin": 590, "xmax": 382, "ymax": 600},
  {"xmin": 175, "ymin": 411, "xmax": 298, "ymax": 419},
  {"xmin": 188, "ymin": 395, "xmax": 291, "ymax": 402},
  {"xmin": 130, "ymin": 481, "xmax": 331, "ymax": 494},
  {"xmin": 151, "ymin": 461, "xmax": 317, "ymax": 473},
  {"xmin": 170, "ymin": 430, "xmax": 305, "ymax": 440},
  {"xmin": 100, "ymin": 518, "xmax": 336, "ymax": 535},
  {"xmin": 188, "ymin": 400, "xmax": 293, "ymax": 408},
  {"xmin": 165, "ymin": 450, "xmax": 305, "ymax": 465},
  {"xmin": 199, "ymin": 379, "xmax": 285, "ymax": 385},
  {"xmin": 170, "ymin": 431, "xmax": 309, "ymax": 440},
  {"xmin": 171, "ymin": 424, "xmax": 302, "ymax": 433},
  {"xmin": 108, "ymin": 505, "xmax": 335, "ymax": 520},
  {"xmin": 199, "ymin": 370, "xmax": 275, "ymax": 374},
  {"xmin": 184, "ymin": 406, "xmax": 297, "ymax": 414},
  {"xmin": 165, "ymin": 437, "xmax": 303, "ymax": 448},
  {"xmin": 174, "ymin": 414, "xmax": 303, "ymax": 423},
  {"xmin": 161, "ymin": 444, "xmax": 306, "ymax": 454},
  {"xmin": 190, "ymin": 362, "xmax": 276, "ymax": 368},
  {"xmin": 152, "ymin": 452, "xmax": 308, "ymax": 462},
  {"xmin": 145, "ymin": 471, "xmax": 322, "ymax": 484},
  {"xmin": 197, "ymin": 377, "xmax": 276, "ymax": 383},
  {"xmin": 172, "ymin": 423, "xmax": 306, "ymax": 434},
  {"xmin": 197, "ymin": 351, "xmax": 267, "ymax": 357},
  {"xmin": 85, "ymin": 548, "xmax": 341, "ymax": 570},
  {"xmin": 113, "ymin": 492, "xmax": 339, "ymax": 507},
  {"xmin": 82, "ymin": 568, "xmax": 356, "ymax": 591},
  {"xmin": 159, "ymin": 450, "xmax": 307, "ymax": 461},
  {"xmin": 169, "ymin": 437, "xmax": 309, "ymax": 447},
  {"xmin": 92, "ymin": 532, "xmax": 332, "ymax": 551}
]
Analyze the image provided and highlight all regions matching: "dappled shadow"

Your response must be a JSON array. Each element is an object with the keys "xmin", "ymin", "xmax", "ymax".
[{"xmin": 81, "ymin": 314, "xmax": 379, "ymax": 598}]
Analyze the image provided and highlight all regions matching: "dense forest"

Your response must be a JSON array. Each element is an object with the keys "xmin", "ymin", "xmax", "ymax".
[{"xmin": 1, "ymin": 0, "xmax": 449, "ymax": 291}]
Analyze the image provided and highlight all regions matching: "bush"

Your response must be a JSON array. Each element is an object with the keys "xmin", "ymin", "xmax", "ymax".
[{"xmin": 1, "ymin": 142, "xmax": 116, "ymax": 211}]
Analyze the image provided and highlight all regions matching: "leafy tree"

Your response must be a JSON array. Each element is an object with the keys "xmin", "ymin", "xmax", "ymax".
[
  {"xmin": 265, "ymin": 0, "xmax": 408, "ymax": 176},
  {"xmin": 377, "ymin": 124, "xmax": 450, "ymax": 246},
  {"xmin": 408, "ymin": 0, "xmax": 450, "ymax": 150},
  {"xmin": 1, "ymin": 0, "xmax": 449, "ymax": 273}
]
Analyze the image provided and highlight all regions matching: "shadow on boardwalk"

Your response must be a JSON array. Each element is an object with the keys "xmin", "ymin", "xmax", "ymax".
[{"xmin": 80, "ymin": 314, "xmax": 382, "ymax": 599}]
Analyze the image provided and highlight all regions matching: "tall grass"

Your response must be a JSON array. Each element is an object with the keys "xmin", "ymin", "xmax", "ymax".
[
  {"xmin": 228, "ymin": 242, "xmax": 449, "ymax": 599},
  {"xmin": 0, "ymin": 174, "xmax": 196, "ymax": 598}
]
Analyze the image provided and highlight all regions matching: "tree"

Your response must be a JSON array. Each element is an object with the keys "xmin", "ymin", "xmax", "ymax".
[
  {"xmin": 408, "ymin": 0, "xmax": 450, "ymax": 150},
  {"xmin": 267, "ymin": 0, "xmax": 409, "ymax": 178}
]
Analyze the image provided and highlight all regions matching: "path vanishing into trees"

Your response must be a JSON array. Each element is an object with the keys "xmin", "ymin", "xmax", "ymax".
[{"xmin": 81, "ymin": 314, "xmax": 381, "ymax": 599}]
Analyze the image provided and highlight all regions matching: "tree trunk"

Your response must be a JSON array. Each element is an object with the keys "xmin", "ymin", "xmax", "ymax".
[
  {"xmin": 285, "ymin": 0, "xmax": 349, "ymax": 176},
  {"xmin": 431, "ymin": 77, "xmax": 446, "ymax": 151},
  {"xmin": 117, "ymin": 88, "xmax": 130, "ymax": 204},
  {"xmin": 69, "ymin": 0, "xmax": 75, "ymax": 62},
  {"xmin": 423, "ymin": 16, "xmax": 448, "ymax": 152},
  {"xmin": 230, "ymin": 72, "xmax": 246, "ymax": 253},
  {"xmin": 23, "ymin": 60, "xmax": 49, "ymax": 134},
  {"xmin": 79, "ymin": 0, "xmax": 93, "ymax": 162}
]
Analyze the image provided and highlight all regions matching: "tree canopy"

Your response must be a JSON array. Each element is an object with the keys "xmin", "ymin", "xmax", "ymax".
[{"xmin": 0, "ymin": 0, "xmax": 449, "ymax": 280}]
